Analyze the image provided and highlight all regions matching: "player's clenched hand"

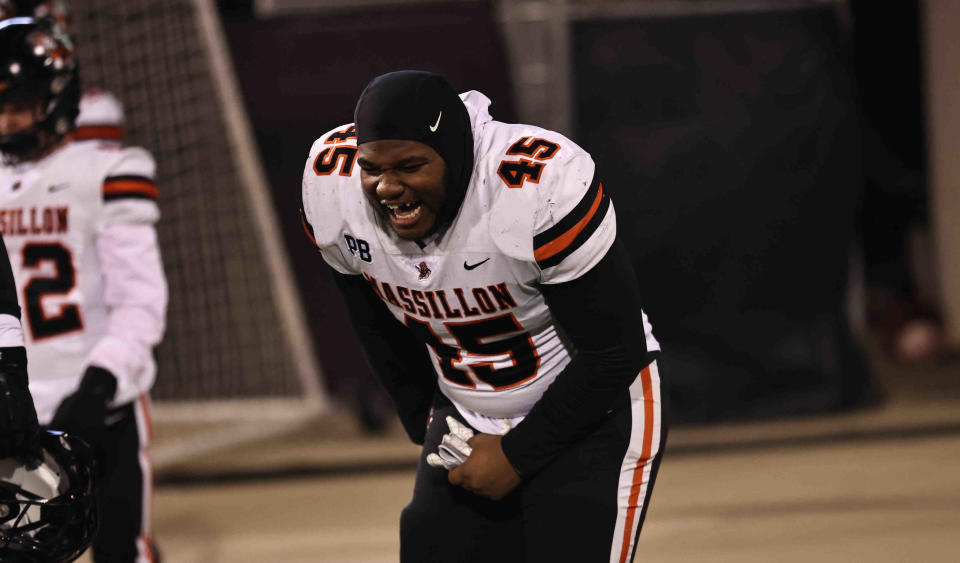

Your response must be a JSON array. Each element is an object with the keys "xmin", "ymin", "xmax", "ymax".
[
  {"xmin": 426, "ymin": 416, "xmax": 475, "ymax": 470},
  {"xmin": 448, "ymin": 433, "xmax": 521, "ymax": 500},
  {"xmin": 0, "ymin": 347, "xmax": 39, "ymax": 459},
  {"xmin": 49, "ymin": 366, "xmax": 117, "ymax": 444}
]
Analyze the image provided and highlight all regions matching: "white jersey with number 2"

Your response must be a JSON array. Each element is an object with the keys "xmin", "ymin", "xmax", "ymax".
[{"xmin": 0, "ymin": 139, "xmax": 167, "ymax": 423}]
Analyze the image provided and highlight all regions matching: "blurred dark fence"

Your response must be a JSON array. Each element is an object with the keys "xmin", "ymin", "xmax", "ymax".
[{"xmin": 573, "ymin": 7, "xmax": 872, "ymax": 423}]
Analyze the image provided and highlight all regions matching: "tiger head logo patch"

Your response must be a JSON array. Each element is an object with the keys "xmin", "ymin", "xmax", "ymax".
[{"xmin": 416, "ymin": 261, "xmax": 431, "ymax": 280}]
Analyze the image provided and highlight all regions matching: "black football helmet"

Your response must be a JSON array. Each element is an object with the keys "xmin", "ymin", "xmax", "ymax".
[
  {"xmin": 0, "ymin": 17, "xmax": 79, "ymax": 161},
  {"xmin": 0, "ymin": 430, "xmax": 97, "ymax": 562},
  {"xmin": 0, "ymin": 1, "xmax": 71, "ymax": 33}
]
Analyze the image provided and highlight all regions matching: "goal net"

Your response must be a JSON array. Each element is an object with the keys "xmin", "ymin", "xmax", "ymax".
[{"xmin": 69, "ymin": 0, "xmax": 330, "ymax": 466}]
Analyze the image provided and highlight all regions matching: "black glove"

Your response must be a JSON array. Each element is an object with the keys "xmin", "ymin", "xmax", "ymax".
[
  {"xmin": 49, "ymin": 366, "xmax": 118, "ymax": 446},
  {"xmin": 0, "ymin": 346, "xmax": 39, "ymax": 459}
]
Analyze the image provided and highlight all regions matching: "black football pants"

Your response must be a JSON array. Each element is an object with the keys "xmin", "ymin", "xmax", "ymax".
[
  {"xmin": 400, "ymin": 361, "xmax": 666, "ymax": 563},
  {"xmin": 86, "ymin": 396, "xmax": 157, "ymax": 563}
]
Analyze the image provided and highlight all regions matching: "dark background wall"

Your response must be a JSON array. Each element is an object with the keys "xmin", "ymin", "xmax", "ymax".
[
  {"xmin": 850, "ymin": 0, "xmax": 928, "ymax": 304},
  {"xmin": 572, "ymin": 7, "xmax": 870, "ymax": 422}
]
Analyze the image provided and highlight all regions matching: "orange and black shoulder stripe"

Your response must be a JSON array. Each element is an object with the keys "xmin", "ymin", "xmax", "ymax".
[
  {"xmin": 300, "ymin": 207, "xmax": 318, "ymax": 247},
  {"xmin": 74, "ymin": 124, "xmax": 125, "ymax": 141},
  {"xmin": 103, "ymin": 175, "xmax": 158, "ymax": 202},
  {"xmin": 533, "ymin": 175, "xmax": 610, "ymax": 269}
]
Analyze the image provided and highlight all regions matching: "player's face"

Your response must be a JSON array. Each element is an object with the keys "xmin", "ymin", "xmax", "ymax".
[
  {"xmin": 358, "ymin": 140, "xmax": 447, "ymax": 240},
  {"xmin": 0, "ymin": 98, "xmax": 42, "ymax": 136}
]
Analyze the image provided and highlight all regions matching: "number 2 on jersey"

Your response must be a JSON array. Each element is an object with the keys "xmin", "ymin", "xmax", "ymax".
[{"xmin": 21, "ymin": 243, "xmax": 83, "ymax": 340}]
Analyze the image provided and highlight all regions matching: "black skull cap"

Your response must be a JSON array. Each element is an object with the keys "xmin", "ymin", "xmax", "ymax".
[{"xmin": 354, "ymin": 70, "xmax": 475, "ymax": 233}]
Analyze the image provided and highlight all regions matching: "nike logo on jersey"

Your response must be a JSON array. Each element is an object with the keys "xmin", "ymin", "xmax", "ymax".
[
  {"xmin": 429, "ymin": 111, "xmax": 442, "ymax": 132},
  {"xmin": 47, "ymin": 183, "xmax": 70, "ymax": 193},
  {"xmin": 463, "ymin": 258, "xmax": 489, "ymax": 270}
]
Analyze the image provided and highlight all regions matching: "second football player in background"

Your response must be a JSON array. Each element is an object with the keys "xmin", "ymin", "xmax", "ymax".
[{"xmin": 0, "ymin": 17, "xmax": 166, "ymax": 563}]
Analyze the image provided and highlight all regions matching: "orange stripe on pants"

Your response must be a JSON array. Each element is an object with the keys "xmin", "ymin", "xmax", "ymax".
[
  {"xmin": 136, "ymin": 395, "xmax": 156, "ymax": 563},
  {"xmin": 618, "ymin": 365, "xmax": 654, "ymax": 563}
]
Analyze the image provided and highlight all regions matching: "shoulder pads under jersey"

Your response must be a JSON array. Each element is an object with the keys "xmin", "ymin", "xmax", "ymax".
[
  {"xmin": 103, "ymin": 145, "xmax": 156, "ymax": 179},
  {"xmin": 301, "ymin": 123, "xmax": 359, "ymax": 249},
  {"xmin": 482, "ymin": 123, "xmax": 598, "ymax": 266}
]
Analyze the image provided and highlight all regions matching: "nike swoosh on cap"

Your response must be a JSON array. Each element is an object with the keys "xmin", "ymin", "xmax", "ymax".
[{"xmin": 429, "ymin": 111, "xmax": 442, "ymax": 132}]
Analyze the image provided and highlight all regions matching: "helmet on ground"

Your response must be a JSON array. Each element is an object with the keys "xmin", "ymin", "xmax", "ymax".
[{"xmin": 0, "ymin": 430, "xmax": 97, "ymax": 563}]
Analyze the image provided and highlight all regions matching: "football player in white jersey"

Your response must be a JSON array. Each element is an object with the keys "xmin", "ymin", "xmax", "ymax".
[
  {"xmin": 302, "ymin": 71, "xmax": 667, "ymax": 562},
  {"xmin": 0, "ymin": 18, "xmax": 166, "ymax": 563}
]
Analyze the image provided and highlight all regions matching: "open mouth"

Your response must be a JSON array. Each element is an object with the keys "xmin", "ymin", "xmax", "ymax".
[{"xmin": 385, "ymin": 201, "xmax": 423, "ymax": 227}]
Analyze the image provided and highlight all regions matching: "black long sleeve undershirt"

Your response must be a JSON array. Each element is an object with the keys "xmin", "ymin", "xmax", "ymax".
[
  {"xmin": 500, "ymin": 237, "xmax": 657, "ymax": 477},
  {"xmin": 331, "ymin": 235, "xmax": 656, "ymax": 471},
  {"xmin": 331, "ymin": 269, "xmax": 437, "ymax": 444}
]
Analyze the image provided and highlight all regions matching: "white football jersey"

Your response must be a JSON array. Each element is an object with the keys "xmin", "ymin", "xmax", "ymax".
[
  {"xmin": 0, "ymin": 313, "xmax": 24, "ymax": 348},
  {"xmin": 303, "ymin": 91, "xmax": 659, "ymax": 434},
  {"xmin": 0, "ymin": 139, "xmax": 166, "ymax": 422}
]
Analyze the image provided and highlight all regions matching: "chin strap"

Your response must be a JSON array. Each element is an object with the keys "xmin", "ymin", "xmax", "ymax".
[
  {"xmin": 0, "ymin": 129, "xmax": 42, "ymax": 163},
  {"xmin": 0, "ymin": 103, "xmax": 73, "ymax": 164}
]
